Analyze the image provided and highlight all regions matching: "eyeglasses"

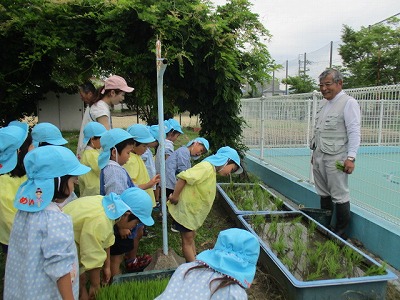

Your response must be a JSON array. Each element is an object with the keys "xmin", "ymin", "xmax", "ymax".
[{"xmin": 319, "ymin": 82, "xmax": 335, "ymax": 88}]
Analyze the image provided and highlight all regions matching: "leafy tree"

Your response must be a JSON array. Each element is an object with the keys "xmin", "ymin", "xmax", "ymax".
[
  {"xmin": 339, "ymin": 17, "xmax": 400, "ymax": 87},
  {"xmin": 0, "ymin": 0, "xmax": 101, "ymax": 123},
  {"xmin": 0, "ymin": 0, "xmax": 273, "ymax": 153},
  {"xmin": 281, "ymin": 75, "xmax": 317, "ymax": 94}
]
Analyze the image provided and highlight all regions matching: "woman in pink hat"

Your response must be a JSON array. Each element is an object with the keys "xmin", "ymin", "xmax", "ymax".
[{"xmin": 88, "ymin": 75, "xmax": 134, "ymax": 130}]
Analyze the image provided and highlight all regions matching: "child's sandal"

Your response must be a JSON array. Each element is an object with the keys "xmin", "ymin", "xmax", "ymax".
[{"xmin": 125, "ymin": 255, "xmax": 152, "ymax": 272}]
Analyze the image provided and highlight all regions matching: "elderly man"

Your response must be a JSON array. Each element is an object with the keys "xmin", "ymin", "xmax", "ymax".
[{"xmin": 310, "ymin": 68, "xmax": 361, "ymax": 239}]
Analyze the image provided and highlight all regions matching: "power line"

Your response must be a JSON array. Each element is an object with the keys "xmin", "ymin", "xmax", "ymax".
[{"xmin": 371, "ymin": 12, "xmax": 400, "ymax": 26}]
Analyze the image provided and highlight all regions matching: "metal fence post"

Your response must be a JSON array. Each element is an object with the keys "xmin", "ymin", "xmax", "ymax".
[
  {"xmin": 260, "ymin": 96, "xmax": 265, "ymax": 159},
  {"xmin": 378, "ymin": 98, "xmax": 384, "ymax": 146},
  {"xmin": 309, "ymin": 90, "xmax": 319, "ymax": 184}
]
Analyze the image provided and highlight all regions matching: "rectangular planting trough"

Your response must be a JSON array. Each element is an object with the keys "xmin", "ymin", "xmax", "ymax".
[
  {"xmin": 238, "ymin": 212, "xmax": 397, "ymax": 300},
  {"xmin": 216, "ymin": 183, "xmax": 295, "ymax": 226}
]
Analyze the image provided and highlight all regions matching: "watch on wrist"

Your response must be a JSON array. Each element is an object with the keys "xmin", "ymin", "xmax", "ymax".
[{"xmin": 347, "ymin": 156, "xmax": 355, "ymax": 162}]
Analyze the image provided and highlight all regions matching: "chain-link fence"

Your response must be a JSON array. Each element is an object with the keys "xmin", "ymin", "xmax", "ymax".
[{"xmin": 274, "ymin": 41, "xmax": 343, "ymax": 89}]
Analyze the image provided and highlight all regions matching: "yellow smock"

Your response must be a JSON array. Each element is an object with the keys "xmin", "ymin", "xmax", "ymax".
[
  {"xmin": 124, "ymin": 152, "xmax": 156, "ymax": 206},
  {"xmin": 167, "ymin": 161, "xmax": 216, "ymax": 231},
  {"xmin": 63, "ymin": 195, "xmax": 115, "ymax": 273},
  {"xmin": 78, "ymin": 148, "xmax": 101, "ymax": 197},
  {"xmin": 0, "ymin": 174, "xmax": 26, "ymax": 245}
]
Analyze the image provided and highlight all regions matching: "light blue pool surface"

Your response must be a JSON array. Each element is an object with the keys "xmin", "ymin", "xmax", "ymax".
[{"xmin": 248, "ymin": 146, "xmax": 400, "ymax": 223}]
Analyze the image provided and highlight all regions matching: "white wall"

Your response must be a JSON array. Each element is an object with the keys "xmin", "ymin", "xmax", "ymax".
[{"xmin": 38, "ymin": 92, "xmax": 84, "ymax": 131}]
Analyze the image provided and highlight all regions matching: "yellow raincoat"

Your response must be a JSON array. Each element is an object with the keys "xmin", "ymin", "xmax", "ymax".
[
  {"xmin": 0, "ymin": 174, "xmax": 26, "ymax": 245},
  {"xmin": 78, "ymin": 148, "xmax": 101, "ymax": 197},
  {"xmin": 167, "ymin": 161, "xmax": 216, "ymax": 231},
  {"xmin": 63, "ymin": 195, "xmax": 115, "ymax": 273},
  {"xmin": 124, "ymin": 152, "xmax": 156, "ymax": 206}
]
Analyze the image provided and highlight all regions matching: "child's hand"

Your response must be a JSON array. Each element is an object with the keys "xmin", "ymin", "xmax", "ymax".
[
  {"xmin": 151, "ymin": 174, "xmax": 161, "ymax": 185},
  {"xmin": 119, "ymin": 228, "xmax": 131, "ymax": 239},
  {"xmin": 168, "ymin": 194, "xmax": 179, "ymax": 205},
  {"xmin": 102, "ymin": 267, "xmax": 111, "ymax": 286}
]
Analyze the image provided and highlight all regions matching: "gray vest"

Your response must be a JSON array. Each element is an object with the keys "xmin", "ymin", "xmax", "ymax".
[{"xmin": 311, "ymin": 94, "xmax": 352, "ymax": 155}]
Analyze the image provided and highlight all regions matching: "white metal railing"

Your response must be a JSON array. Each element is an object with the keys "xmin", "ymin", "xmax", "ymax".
[{"xmin": 241, "ymin": 85, "xmax": 400, "ymax": 225}]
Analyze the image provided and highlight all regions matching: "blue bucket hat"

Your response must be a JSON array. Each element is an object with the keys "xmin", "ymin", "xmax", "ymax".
[
  {"xmin": 83, "ymin": 122, "xmax": 107, "ymax": 146},
  {"xmin": 102, "ymin": 188, "xmax": 154, "ymax": 226},
  {"xmin": 14, "ymin": 146, "xmax": 90, "ymax": 212},
  {"xmin": 186, "ymin": 137, "xmax": 210, "ymax": 151},
  {"xmin": 8, "ymin": 120, "xmax": 29, "ymax": 133},
  {"xmin": 148, "ymin": 122, "xmax": 172, "ymax": 141},
  {"xmin": 98, "ymin": 128, "xmax": 133, "ymax": 169},
  {"xmin": 164, "ymin": 120, "xmax": 172, "ymax": 133},
  {"xmin": 196, "ymin": 228, "xmax": 260, "ymax": 289},
  {"xmin": 167, "ymin": 119, "xmax": 184, "ymax": 134},
  {"xmin": 147, "ymin": 125, "xmax": 159, "ymax": 141},
  {"xmin": 0, "ymin": 123, "xmax": 29, "ymax": 174},
  {"xmin": 127, "ymin": 124, "xmax": 155, "ymax": 144},
  {"xmin": 32, "ymin": 122, "xmax": 68, "ymax": 147},
  {"xmin": 203, "ymin": 146, "xmax": 243, "ymax": 174}
]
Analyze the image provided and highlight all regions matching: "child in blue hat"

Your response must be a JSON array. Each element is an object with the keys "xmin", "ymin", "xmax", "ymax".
[
  {"xmin": 31, "ymin": 122, "xmax": 68, "ymax": 147},
  {"xmin": 0, "ymin": 121, "xmax": 31, "ymax": 175},
  {"xmin": 98, "ymin": 128, "xmax": 152, "ymax": 276},
  {"xmin": 156, "ymin": 228, "xmax": 260, "ymax": 300},
  {"xmin": 98, "ymin": 128, "xmax": 135, "ymax": 195},
  {"xmin": 125, "ymin": 124, "xmax": 161, "ymax": 207},
  {"xmin": 78, "ymin": 122, "xmax": 107, "ymax": 197},
  {"xmin": 32, "ymin": 122, "xmax": 80, "ymax": 208},
  {"xmin": 0, "ymin": 121, "xmax": 33, "ymax": 254},
  {"xmin": 168, "ymin": 146, "xmax": 243, "ymax": 262},
  {"xmin": 123, "ymin": 124, "xmax": 161, "ymax": 272},
  {"xmin": 63, "ymin": 187, "xmax": 154, "ymax": 300},
  {"xmin": 166, "ymin": 137, "xmax": 209, "ymax": 208},
  {"xmin": 155, "ymin": 119, "xmax": 183, "ymax": 175},
  {"xmin": 154, "ymin": 119, "xmax": 183, "ymax": 207},
  {"xmin": 4, "ymin": 146, "xmax": 90, "ymax": 300},
  {"xmin": 141, "ymin": 125, "xmax": 159, "ymax": 201}
]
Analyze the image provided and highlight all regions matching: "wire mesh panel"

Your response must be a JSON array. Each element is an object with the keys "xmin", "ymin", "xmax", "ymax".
[
  {"xmin": 241, "ymin": 85, "xmax": 400, "ymax": 225},
  {"xmin": 241, "ymin": 98, "xmax": 263, "ymax": 148},
  {"xmin": 274, "ymin": 41, "xmax": 343, "ymax": 84}
]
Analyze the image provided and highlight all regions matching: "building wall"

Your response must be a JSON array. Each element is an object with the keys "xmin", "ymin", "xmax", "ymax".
[{"xmin": 38, "ymin": 92, "xmax": 83, "ymax": 131}]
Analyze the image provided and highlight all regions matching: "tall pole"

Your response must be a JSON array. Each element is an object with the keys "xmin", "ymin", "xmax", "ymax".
[
  {"xmin": 303, "ymin": 52, "xmax": 307, "ymax": 76},
  {"xmin": 285, "ymin": 60, "xmax": 288, "ymax": 95},
  {"xmin": 272, "ymin": 70, "xmax": 275, "ymax": 95},
  {"xmin": 156, "ymin": 40, "xmax": 169, "ymax": 255},
  {"xmin": 329, "ymin": 41, "xmax": 333, "ymax": 68}
]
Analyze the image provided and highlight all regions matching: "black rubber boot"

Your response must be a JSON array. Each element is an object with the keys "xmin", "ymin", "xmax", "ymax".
[
  {"xmin": 320, "ymin": 196, "xmax": 333, "ymax": 212},
  {"xmin": 335, "ymin": 202, "xmax": 351, "ymax": 239}
]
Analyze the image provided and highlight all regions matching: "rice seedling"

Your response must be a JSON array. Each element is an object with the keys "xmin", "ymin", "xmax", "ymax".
[
  {"xmin": 95, "ymin": 278, "xmax": 169, "ymax": 300},
  {"xmin": 335, "ymin": 160, "xmax": 345, "ymax": 172},
  {"xmin": 271, "ymin": 235, "xmax": 287, "ymax": 256},
  {"xmin": 251, "ymin": 214, "xmax": 266, "ymax": 233}
]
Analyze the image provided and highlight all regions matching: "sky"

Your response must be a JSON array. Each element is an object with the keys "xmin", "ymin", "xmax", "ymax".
[{"xmin": 212, "ymin": 0, "xmax": 400, "ymax": 64}]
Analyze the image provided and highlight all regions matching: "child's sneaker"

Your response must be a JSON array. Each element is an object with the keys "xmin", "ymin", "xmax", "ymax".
[
  {"xmin": 171, "ymin": 224, "xmax": 179, "ymax": 233},
  {"xmin": 152, "ymin": 202, "xmax": 161, "ymax": 212}
]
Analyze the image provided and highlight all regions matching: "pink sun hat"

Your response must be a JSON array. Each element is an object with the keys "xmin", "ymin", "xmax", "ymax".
[{"xmin": 101, "ymin": 75, "xmax": 134, "ymax": 94}]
